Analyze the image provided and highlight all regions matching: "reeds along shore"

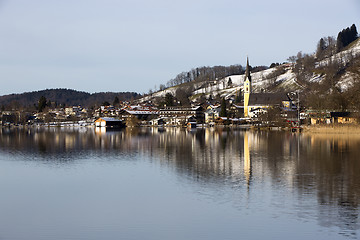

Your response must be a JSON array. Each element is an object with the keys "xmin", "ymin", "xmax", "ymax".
[{"xmin": 302, "ymin": 124, "xmax": 360, "ymax": 134}]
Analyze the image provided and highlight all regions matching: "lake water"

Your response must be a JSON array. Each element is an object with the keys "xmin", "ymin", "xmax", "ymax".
[{"xmin": 0, "ymin": 127, "xmax": 359, "ymax": 240}]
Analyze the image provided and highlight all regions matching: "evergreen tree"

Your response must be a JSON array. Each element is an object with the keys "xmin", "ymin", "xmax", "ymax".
[
  {"xmin": 350, "ymin": 24, "xmax": 358, "ymax": 38},
  {"xmin": 270, "ymin": 63, "xmax": 280, "ymax": 68},
  {"xmin": 47, "ymin": 100, "xmax": 52, "ymax": 108},
  {"xmin": 235, "ymin": 91, "xmax": 242, "ymax": 104},
  {"xmin": 113, "ymin": 96, "xmax": 120, "ymax": 106},
  {"xmin": 102, "ymin": 101, "xmax": 110, "ymax": 106},
  {"xmin": 337, "ymin": 24, "xmax": 359, "ymax": 52},
  {"xmin": 220, "ymin": 98, "xmax": 227, "ymax": 117},
  {"xmin": 164, "ymin": 93, "xmax": 175, "ymax": 106},
  {"xmin": 227, "ymin": 78, "xmax": 233, "ymax": 87},
  {"xmin": 175, "ymin": 88, "xmax": 190, "ymax": 106},
  {"xmin": 38, "ymin": 96, "xmax": 47, "ymax": 112},
  {"xmin": 336, "ymin": 31, "xmax": 344, "ymax": 52},
  {"xmin": 316, "ymin": 38, "xmax": 327, "ymax": 59}
]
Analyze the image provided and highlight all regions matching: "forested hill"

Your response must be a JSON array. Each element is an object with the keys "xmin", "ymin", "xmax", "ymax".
[{"xmin": 0, "ymin": 89, "xmax": 140, "ymax": 109}]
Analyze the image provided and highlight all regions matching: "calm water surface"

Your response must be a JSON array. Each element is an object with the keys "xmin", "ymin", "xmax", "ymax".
[{"xmin": 0, "ymin": 127, "xmax": 359, "ymax": 240}]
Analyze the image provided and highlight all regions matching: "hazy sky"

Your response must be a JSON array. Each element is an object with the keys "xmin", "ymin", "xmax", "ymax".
[{"xmin": 0, "ymin": 0, "xmax": 359, "ymax": 95}]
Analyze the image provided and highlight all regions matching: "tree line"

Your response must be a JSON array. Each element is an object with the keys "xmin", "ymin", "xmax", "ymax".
[
  {"xmin": 160, "ymin": 64, "xmax": 270, "ymax": 92},
  {"xmin": 0, "ymin": 88, "xmax": 140, "ymax": 111},
  {"xmin": 316, "ymin": 24, "xmax": 358, "ymax": 60},
  {"xmin": 336, "ymin": 24, "xmax": 358, "ymax": 52},
  {"xmin": 162, "ymin": 65, "xmax": 245, "ymax": 90}
]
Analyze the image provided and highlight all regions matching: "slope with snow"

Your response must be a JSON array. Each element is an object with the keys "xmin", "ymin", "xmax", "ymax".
[{"xmin": 138, "ymin": 38, "xmax": 360, "ymax": 104}]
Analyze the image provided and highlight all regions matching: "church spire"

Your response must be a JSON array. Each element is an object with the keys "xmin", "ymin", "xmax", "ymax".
[
  {"xmin": 245, "ymin": 56, "xmax": 251, "ymax": 82},
  {"xmin": 243, "ymin": 56, "xmax": 252, "ymax": 118}
]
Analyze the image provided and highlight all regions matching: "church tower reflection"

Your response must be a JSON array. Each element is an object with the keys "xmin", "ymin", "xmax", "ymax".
[{"xmin": 244, "ymin": 131, "xmax": 252, "ymax": 190}]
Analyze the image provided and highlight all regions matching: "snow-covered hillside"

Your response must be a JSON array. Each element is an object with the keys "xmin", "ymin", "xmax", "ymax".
[
  {"xmin": 318, "ymin": 38, "xmax": 360, "ymax": 67},
  {"xmin": 192, "ymin": 68, "xmax": 279, "ymax": 99},
  {"xmin": 139, "ymin": 38, "xmax": 360, "ymax": 104}
]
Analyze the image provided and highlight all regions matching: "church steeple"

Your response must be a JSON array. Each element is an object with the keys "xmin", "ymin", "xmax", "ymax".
[
  {"xmin": 243, "ymin": 57, "xmax": 252, "ymax": 118},
  {"xmin": 245, "ymin": 56, "xmax": 251, "ymax": 83}
]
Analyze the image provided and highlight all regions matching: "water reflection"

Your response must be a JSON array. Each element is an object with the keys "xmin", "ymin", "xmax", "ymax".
[
  {"xmin": 0, "ymin": 127, "xmax": 359, "ymax": 238},
  {"xmin": 244, "ymin": 131, "xmax": 252, "ymax": 189}
]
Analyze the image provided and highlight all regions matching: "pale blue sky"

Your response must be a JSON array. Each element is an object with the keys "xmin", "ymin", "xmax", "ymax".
[{"xmin": 0, "ymin": 0, "xmax": 359, "ymax": 95}]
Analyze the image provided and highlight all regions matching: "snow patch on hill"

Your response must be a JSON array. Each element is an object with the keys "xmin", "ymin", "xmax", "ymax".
[
  {"xmin": 337, "ymin": 72, "xmax": 357, "ymax": 91},
  {"xmin": 193, "ymin": 68, "xmax": 278, "ymax": 96},
  {"xmin": 318, "ymin": 38, "xmax": 360, "ymax": 67},
  {"xmin": 138, "ymin": 38, "xmax": 360, "ymax": 104}
]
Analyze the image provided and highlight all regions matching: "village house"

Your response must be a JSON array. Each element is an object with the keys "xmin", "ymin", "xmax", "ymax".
[
  {"xmin": 306, "ymin": 111, "xmax": 360, "ymax": 125},
  {"xmin": 247, "ymin": 93, "xmax": 293, "ymax": 118},
  {"xmin": 305, "ymin": 110, "xmax": 331, "ymax": 125},
  {"xmin": 118, "ymin": 105, "xmax": 159, "ymax": 122},
  {"xmin": 159, "ymin": 106, "xmax": 205, "ymax": 126},
  {"xmin": 228, "ymin": 103, "xmax": 244, "ymax": 118},
  {"xmin": 215, "ymin": 117, "xmax": 232, "ymax": 125},
  {"xmin": 95, "ymin": 117, "xmax": 125, "ymax": 128},
  {"xmin": 65, "ymin": 106, "xmax": 80, "ymax": 116},
  {"xmin": 94, "ymin": 105, "xmax": 126, "ymax": 118},
  {"xmin": 331, "ymin": 112, "xmax": 359, "ymax": 124},
  {"xmin": 149, "ymin": 118, "xmax": 166, "ymax": 126},
  {"xmin": 1, "ymin": 111, "xmax": 17, "ymax": 125},
  {"xmin": 0, "ymin": 110, "xmax": 37, "ymax": 125},
  {"xmin": 47, "ymin": 108, "xmax": 65, "ymax": 121},
  {"xmin": 204, "ymin": 105, "xmax": 220, "ymax": 124}
]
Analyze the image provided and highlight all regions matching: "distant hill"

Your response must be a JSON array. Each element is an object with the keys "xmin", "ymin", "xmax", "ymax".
[{"xmin": 0, "ymin": 89, "xmax": 140, "ymax": 109}]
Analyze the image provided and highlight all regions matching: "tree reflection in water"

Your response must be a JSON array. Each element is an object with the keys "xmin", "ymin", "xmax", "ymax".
[{"xmin": 0, "ymin": 127, "xmax": 359, "ymax": 237}]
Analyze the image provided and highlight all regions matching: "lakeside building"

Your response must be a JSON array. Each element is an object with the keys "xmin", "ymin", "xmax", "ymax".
[
  {"xmin": 148, "ymin": 118, "xmax": 166, "ymax": 126},
  {"xmin": 95, "ymin": 117, "xmax": 125, "ymax": 128},
  {"xmin": 118, "ymin": 105, "xmax": 159, "ymax": 121},
  {"xmin": 94, "ymin": 105, "xmax": 119, "ymax": 117},
  {"xmin": 307, "ymin": 111, "xmax": 360, "ymax": 125},
  {"xmin": 247, "ymin": 93, "xmax": 293, "ymax": 118},
  {"xmin": 159, "ymin": 106, "xmax": 204, "ymax": 126},
  {"xmin": 243, "ymin": 57, "xmax": 296, "ymax": 119},
  {"xmin": 331, "ymin": 112, "xmax": 360, "ymax": 124},
  {"xmin": 204, "ymin": 105, "xmax": 220, "ymax": 124}
]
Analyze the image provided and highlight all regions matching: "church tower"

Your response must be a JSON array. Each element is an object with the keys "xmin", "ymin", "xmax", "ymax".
[{"xmin": 243, "ymin": 57, "xmax": 252, "ymax": 117}]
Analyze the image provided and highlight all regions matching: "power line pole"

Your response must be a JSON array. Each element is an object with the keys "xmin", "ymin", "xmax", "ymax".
[{"xmin": 297, "ymin": 90, "xmax": 300, "ymax": 127}]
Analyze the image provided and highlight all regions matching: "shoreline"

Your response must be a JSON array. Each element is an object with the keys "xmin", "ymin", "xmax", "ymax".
[
  {"xmin": 302, "ymin": 125, "xmax": 360, "ymax": 134},
  {"xmin": 2, "ymin": 123, "xmax": 360, "ymax": 134}
]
